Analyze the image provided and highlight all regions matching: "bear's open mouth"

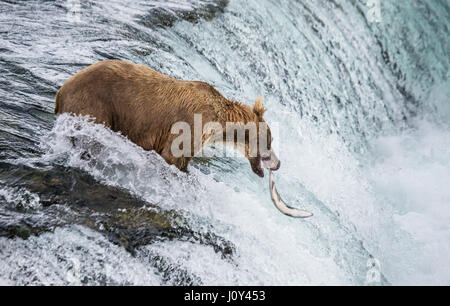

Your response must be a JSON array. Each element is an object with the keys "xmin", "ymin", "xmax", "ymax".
[
  {"xmin": 270, "ymin": 160, "xmax": 280, "ymax": 171},
  {"xmin": 261, "ymin": 153, "xmax": 281, "ymax": 172},
  {"xmin": 250, "ymin": 152, "xmax": 281, "ymax": 177}
]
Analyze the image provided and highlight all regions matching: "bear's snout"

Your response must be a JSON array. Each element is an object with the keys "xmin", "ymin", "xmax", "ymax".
[
  {"xmin": 270, "ymin": 160, "xmax": 281, "ymax": 171},
  {"xmin": 261, "ymin": 149, "xmax": 280, "ymax": 173}
]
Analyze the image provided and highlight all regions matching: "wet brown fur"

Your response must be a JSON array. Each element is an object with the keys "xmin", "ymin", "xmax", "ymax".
[{"xmin": 55, "ymin": 60, "xmax": 268, "ymax": 172}]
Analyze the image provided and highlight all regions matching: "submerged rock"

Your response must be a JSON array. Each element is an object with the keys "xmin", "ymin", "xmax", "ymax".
[{"xmin": 0, "ymin": 162, "xmax": 235, "ymax": 263}]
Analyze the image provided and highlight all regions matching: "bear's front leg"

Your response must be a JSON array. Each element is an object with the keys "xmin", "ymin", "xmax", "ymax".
[{"xmin": 160, "ymin": 143, "xmax": 191, "ymax": 173}]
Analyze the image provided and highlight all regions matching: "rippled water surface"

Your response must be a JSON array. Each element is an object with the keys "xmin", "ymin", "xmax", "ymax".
[{"xmin": 0, "ymin": 0, "xmax": 449, "ymax": 285}]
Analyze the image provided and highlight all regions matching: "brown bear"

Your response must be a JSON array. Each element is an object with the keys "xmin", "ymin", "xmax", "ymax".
[{"xmin": 55, "ymin": 60, "xmax": 280, "ymax": 177}]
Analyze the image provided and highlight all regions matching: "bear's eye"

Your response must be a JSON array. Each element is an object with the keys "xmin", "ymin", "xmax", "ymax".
[{"xmin": 261, "ymin": 155, "xmax": 271, "ymax": 161}]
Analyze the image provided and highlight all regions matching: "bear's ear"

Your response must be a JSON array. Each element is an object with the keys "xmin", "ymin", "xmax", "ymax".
[{"xmin": 253, "ymin": 96, "xmax": 265, "ymax": 117}]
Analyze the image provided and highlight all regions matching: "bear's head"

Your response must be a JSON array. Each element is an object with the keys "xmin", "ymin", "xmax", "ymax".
[{"xmin": 246, "ymin": 97, "xmax": 280, "ymax": 178}]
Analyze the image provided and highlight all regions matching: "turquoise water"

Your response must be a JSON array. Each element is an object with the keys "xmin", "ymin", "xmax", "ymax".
[{"xmin": 0, "ymin": 0, "xmax": 449, "ymax": 285}]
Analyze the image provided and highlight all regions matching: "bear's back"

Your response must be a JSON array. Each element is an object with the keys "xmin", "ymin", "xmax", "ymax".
[{"xmin": 55, "ymin": 60, "xmax": 228, "ymax": 150}]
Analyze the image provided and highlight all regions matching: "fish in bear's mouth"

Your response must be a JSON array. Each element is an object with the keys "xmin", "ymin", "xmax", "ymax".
[
  {"xmin": 250, "ymin": 149, "xmax": 281, "ymax": 178},
  {"xmin": 250, "ymin": 149, "xmax": 313, "ymax": 218}
]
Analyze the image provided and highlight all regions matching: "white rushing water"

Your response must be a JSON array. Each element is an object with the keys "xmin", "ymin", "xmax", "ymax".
[{"xmin": 0, "ymin": 0, "xmax": 449, "ymax": 285}]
